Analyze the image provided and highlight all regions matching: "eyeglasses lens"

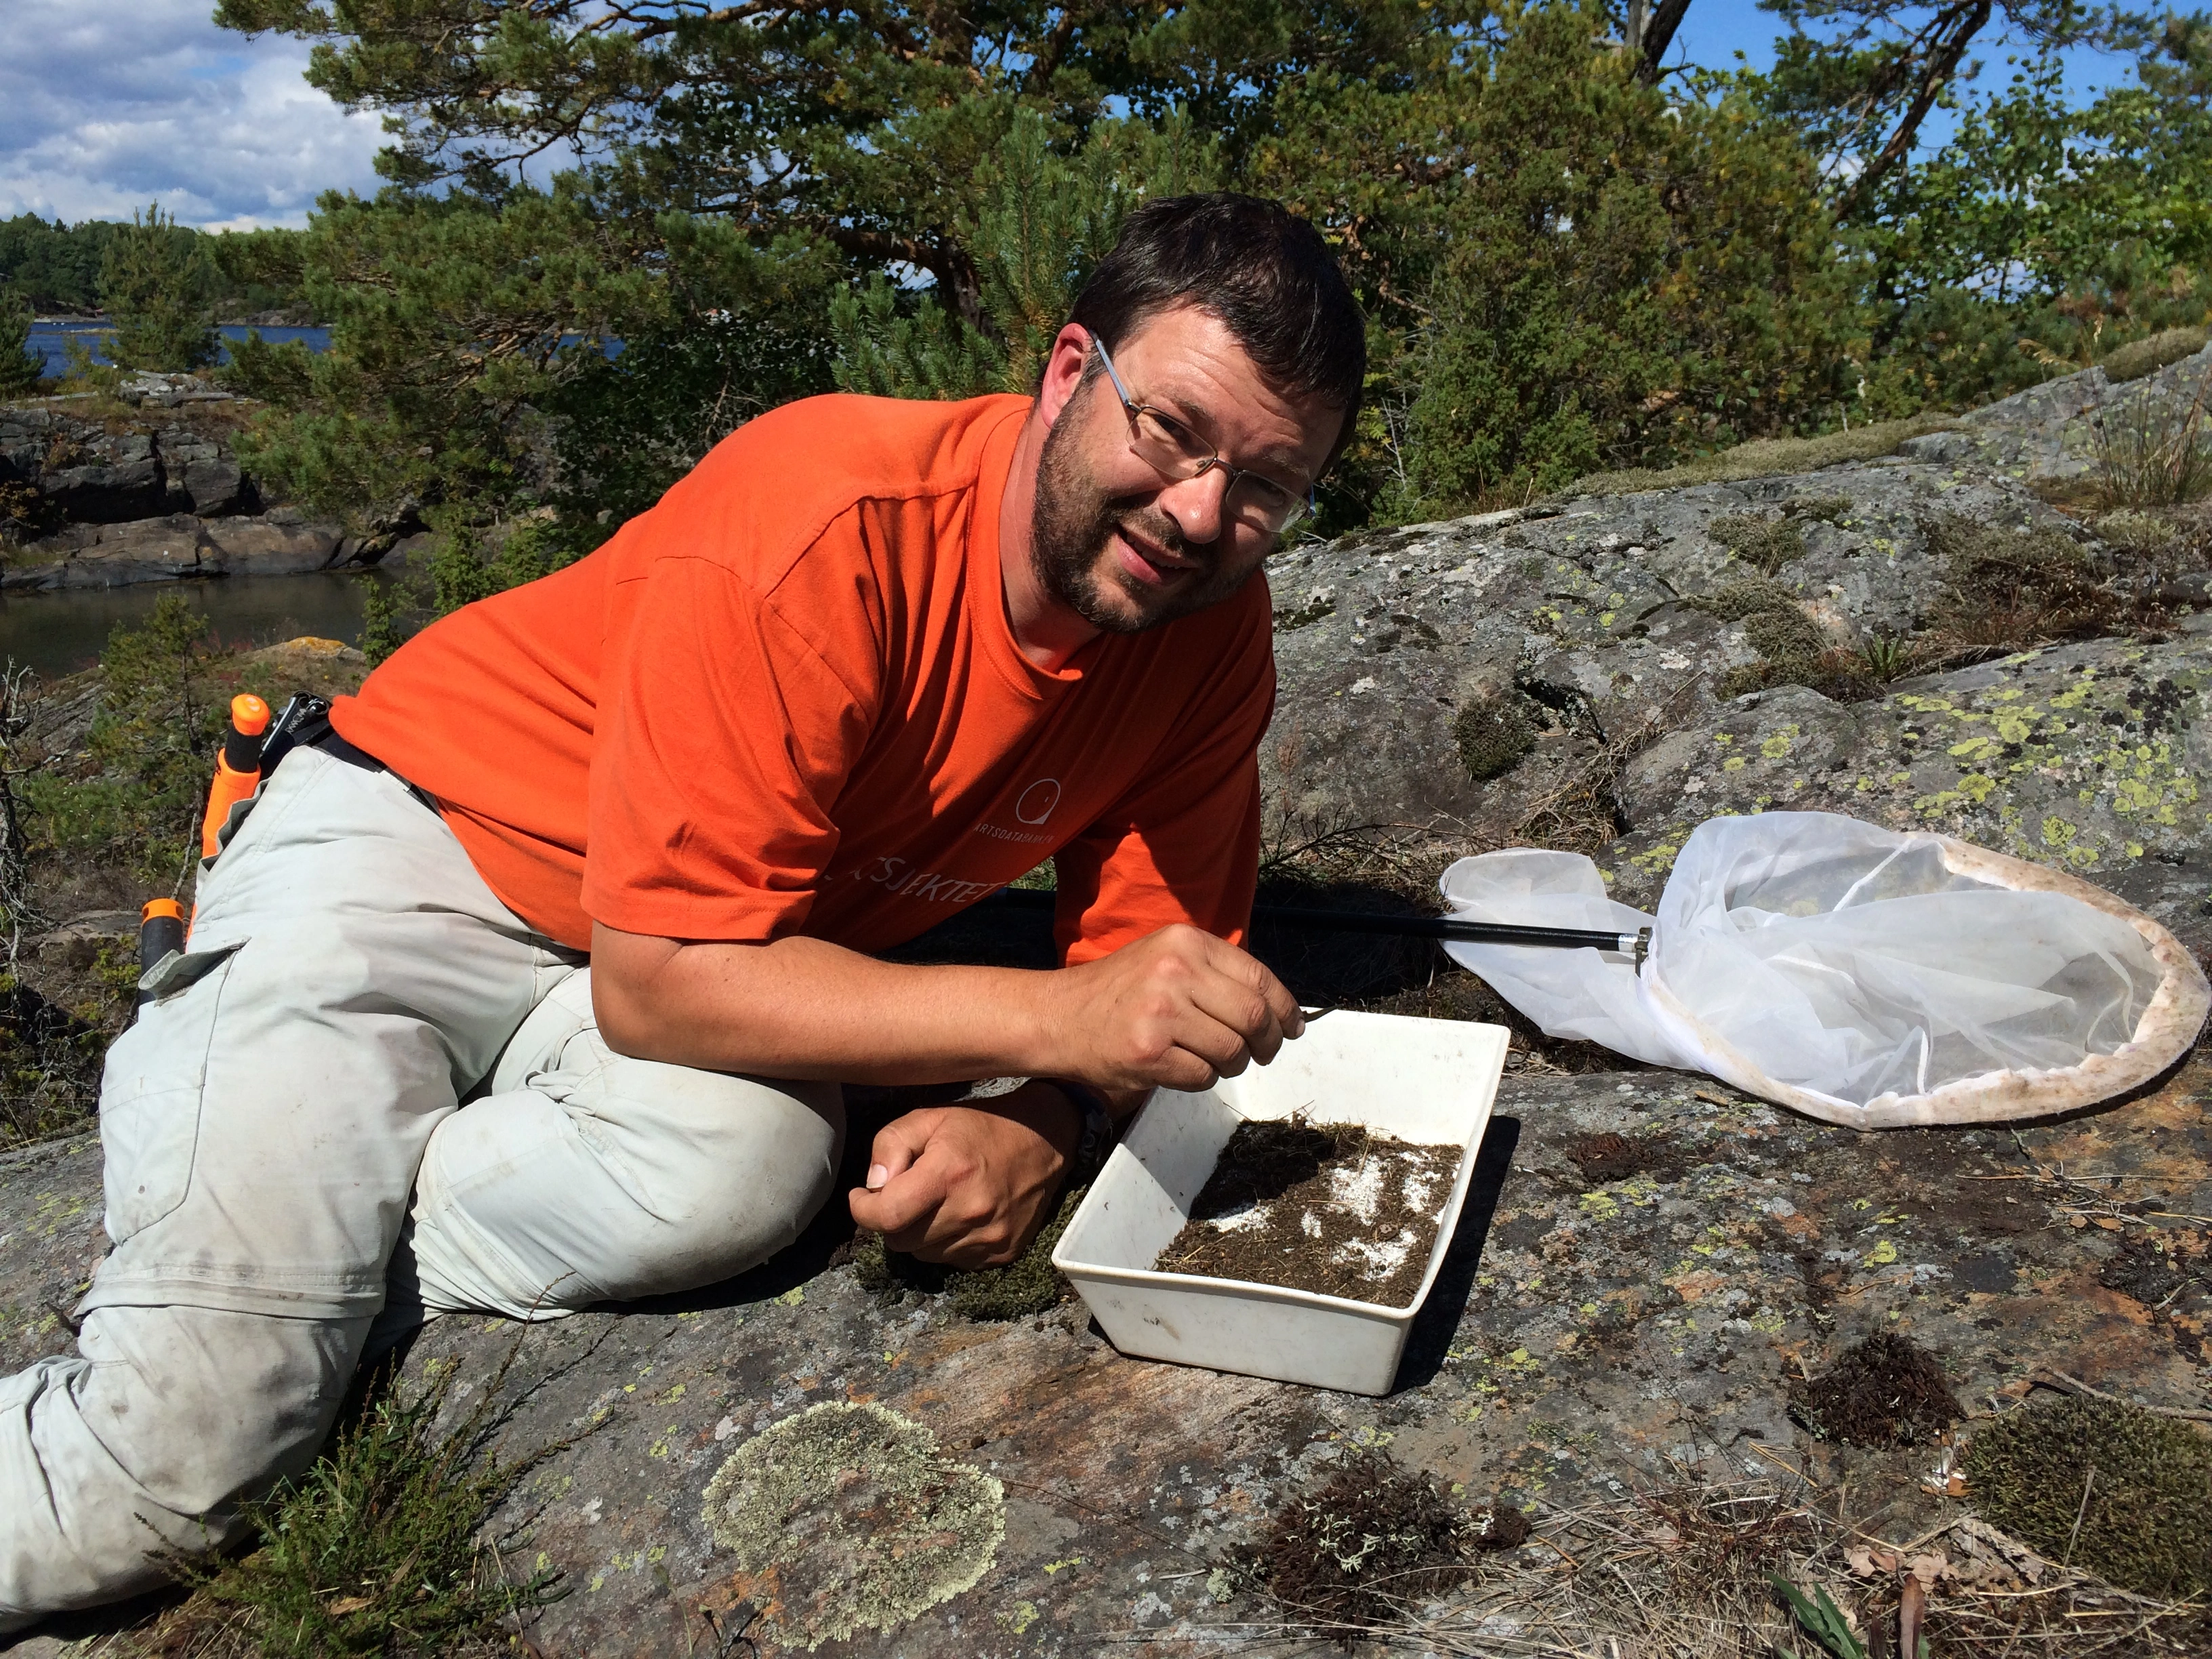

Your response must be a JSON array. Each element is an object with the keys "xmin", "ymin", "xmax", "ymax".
[{"xmin": 1127, "ymin": 410, "xmax": 1308, "ymax": 532}]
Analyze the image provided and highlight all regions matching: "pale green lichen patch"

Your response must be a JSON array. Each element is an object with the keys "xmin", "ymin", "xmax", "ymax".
[{"xmin": 701, "ymin": 1400, "xmax": 1006, "ymax": 1650}]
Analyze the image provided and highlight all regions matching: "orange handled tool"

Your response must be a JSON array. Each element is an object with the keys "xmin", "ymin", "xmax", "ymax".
[
  {"xmin": 136, "ymin": 897, "xmax": 185, "ymax": 1009},
  {"xmin": 199, "ymin": 693, "xmax": 271, "ymax": 861}
]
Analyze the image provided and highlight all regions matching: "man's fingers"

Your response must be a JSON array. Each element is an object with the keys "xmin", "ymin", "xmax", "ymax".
[
  {"xmin": 866, "ymin": 1113, "xmax": 935, "ymax": 1191},
  {"xmin": 848, "ymin": 1157, "xmax": 947, "ymax": 1237}
]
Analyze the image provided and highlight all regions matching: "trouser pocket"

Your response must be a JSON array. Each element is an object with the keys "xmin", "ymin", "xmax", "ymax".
[{"xmin": 99, "ymin": 941, "xmax": 243, "ymax": 1244}]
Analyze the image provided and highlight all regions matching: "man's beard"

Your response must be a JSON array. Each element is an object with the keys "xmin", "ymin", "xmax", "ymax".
[{"xmin": 1029, "ymin": 408, "xmax": 1257, "ymax": 634}]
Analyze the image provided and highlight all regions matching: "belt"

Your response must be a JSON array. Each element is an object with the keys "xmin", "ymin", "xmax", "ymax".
[
  {"xmin": 265, "ymin": 699, "xmax": 436, "ymax": 812},
  {"xmin": 304, "ymin": 722, "xmax": 391, "ymax": 777}
]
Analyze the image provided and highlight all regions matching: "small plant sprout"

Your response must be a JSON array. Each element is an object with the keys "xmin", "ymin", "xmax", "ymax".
[{"xmin": 1768, "ymin": 1574, "xmax": 1868, "ymax": 1659}]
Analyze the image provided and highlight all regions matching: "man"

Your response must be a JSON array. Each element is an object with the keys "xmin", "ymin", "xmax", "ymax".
[{"xmin": 0, "ymin": 192, "xmax": 1365, "ymax": 1628}]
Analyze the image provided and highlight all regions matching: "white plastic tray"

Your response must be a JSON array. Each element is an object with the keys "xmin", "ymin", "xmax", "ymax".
[{"xmin": 1050, "ymin": 1011, "xmax": 1509, "ymax": 1395}]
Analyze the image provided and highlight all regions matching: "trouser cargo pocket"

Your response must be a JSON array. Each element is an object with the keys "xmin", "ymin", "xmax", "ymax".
[{"xmin": 100, "ymin": 941, "xmax": 243, "ymax": 1243}]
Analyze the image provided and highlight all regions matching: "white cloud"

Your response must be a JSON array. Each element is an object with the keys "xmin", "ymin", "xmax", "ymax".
[{"xmin": 0, "ymin": 0, "xmax": 385, "ymax": 230}]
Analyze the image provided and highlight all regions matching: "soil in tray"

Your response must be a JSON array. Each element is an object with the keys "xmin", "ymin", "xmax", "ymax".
[{"xmin": 1153, "ymin": 1118, "xmax": 1460, "ymax": 1306}]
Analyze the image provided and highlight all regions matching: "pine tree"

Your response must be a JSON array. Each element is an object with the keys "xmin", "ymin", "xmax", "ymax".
[
  {"xmin": 100, "ymin": 204, "xmax": 220, "ymax": 373},
  {"xmin": 0, "ymin": 289, "xmax": 42, "ymax": 395}
]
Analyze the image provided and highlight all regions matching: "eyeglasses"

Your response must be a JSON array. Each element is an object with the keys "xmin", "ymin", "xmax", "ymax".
[{"xmin": 1090, "ymin": 335, "xmax": 1316, "ymax": 533}]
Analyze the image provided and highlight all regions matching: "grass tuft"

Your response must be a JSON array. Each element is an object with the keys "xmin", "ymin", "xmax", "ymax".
[
  {"xmin": 143, "ymin": 1353, "xmax": 562, "ymax": 1657},
  {"xmin": 2093, "ymin": 367, "xmax": 2212, "ymax": 508}
]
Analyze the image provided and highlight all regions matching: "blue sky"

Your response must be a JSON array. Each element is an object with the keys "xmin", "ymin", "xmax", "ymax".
[
  {"xmin": 0, "ymin": 0, "xmax": 382, "ymax": 230},
  {"xmin": 0, "ymin": 0, "xmax": 2152, "ymax": 232}
]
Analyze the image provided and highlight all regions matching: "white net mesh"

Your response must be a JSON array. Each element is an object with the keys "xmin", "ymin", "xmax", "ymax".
[{"xmin": 1439, "ymin": 813, "xmax": 2199, "ymax": 1126}]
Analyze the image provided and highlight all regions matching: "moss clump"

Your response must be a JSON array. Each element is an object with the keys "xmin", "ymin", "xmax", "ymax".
[
  {"xmin": 849, "ymin": 1182, "xmax": 1084, "ymax": 1319},
  {"xmin": 1709, "ymin": 512, "xmax": 1807, "ymax": 573},
  {"xmin": 1689, "ymin": 575, "xmax": 1803, "ymax": 623},
  {"xmin": 1452, "ymin": 689, "xmax": 1535, "ymax": 781},
  {"xmin": 1226, "ymin": 1449, "xmax": 1520, "ymax": 1644},
  {"xmin": 1687, "ymin": 580, "xmax": 1875, "ymax": 702},
  {"xmin": 1790, "ymin": 1333, "xmax": 1960, "ymax": 1448},
  {"xmin": 702, "ymin": 1401, "xmax": 1005, "ymax": 1650},
  {"xmin": 1782, "ymin": 494, "xmax": 1853, "ymax": 523},
  {"xmin": 2102, "ymin": 326, "xmax": 2211, "ymax": 384},
  {"xmin": 1963, "ymin": 1395, "xmax": 2212, "ymax": 1599},
  {"xmin": 1559, "ymin": 412, "xmax": 1959, "ymax": 498}
]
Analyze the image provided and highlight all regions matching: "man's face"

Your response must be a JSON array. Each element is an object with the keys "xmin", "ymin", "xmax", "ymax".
[{"xmin": 1029, "ymin": 304, "xmax": 1343, "ymax": 635}]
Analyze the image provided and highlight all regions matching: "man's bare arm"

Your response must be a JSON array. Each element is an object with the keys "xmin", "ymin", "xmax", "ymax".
[{"xmin": 589, "ymin": 920, "xmax": 1303, "ymax": 1095}]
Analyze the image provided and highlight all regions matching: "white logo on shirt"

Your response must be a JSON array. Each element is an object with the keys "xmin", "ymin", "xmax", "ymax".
[{"xmin": 1015, "ymin": 779, "xmax": 1061, "ymax": 825}]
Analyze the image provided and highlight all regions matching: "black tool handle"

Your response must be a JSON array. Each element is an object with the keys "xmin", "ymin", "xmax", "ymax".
[
  {"xmin": 981, "ymin": 887, "xmax": 1643, "ymax": 954},
  {"xmin": 136, "ymin": 900, "xmax": 186, "ymax": 1010}
]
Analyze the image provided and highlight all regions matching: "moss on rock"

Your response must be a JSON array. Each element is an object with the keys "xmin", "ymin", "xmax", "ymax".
[
  {"xmin": 1452, "ymin": 690, "xmax": 1536, "ymax": 782},
  {"xmin": 1962, "ymin": 1395, "xmax": 2212, "ymax": 1600},
  {"xmin": 849, "ymin": 1181, "xmax": 1084, "ymax": 1320},
  {"xmin": 2102, "ymin": 327, "xmax": 2211, "ymax": 384},
  {"xmin": 701, "ymin": 1400, "xmax": 1006, "ymax": 1650},
  {"xmin": 1708, "ymin": 512, "xmax": 1806, "ymax": 574}
]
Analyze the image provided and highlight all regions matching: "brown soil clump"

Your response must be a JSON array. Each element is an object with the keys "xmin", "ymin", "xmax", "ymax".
[
  {"xmin": 1791, "ymin": 1332, "xmax": 1961, "ymax": 1448},
  {"xmin": 1155, "ymin": 1118, "xmax": 1460, "ymax": 1306},
  {"xmin": 1565, "ymin": 1130, "xmax": 1678, "ymax": 1185},
  {"xmin": 1228, "ymin": 1448, "xmax": 1521, "ymax": 1645}
]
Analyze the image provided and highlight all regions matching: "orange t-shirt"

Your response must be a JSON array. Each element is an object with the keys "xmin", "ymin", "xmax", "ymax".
[{"xmin": 333, "ymin": 392, "xmax": 1275, "ymax": 961}]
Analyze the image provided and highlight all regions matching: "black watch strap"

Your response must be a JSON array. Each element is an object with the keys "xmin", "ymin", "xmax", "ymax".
[{"xmin": 1044, "ymin": 1080, "xmax": 1117, "ymax": 1187}]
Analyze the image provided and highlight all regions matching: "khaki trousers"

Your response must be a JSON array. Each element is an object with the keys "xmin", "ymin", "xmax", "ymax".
[{"xmin": 0, "ymin": 746, "xmax": 844, "ymax": 1628}]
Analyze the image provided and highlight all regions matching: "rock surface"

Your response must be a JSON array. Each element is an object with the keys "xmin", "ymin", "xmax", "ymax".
[
  {"xmin": 0, "ymin": 396, "xmax": 373, "ymax": 587},
  {"xmin": 3, "ymin": 1057, "xmax": 2206, "ymax": 1656}
]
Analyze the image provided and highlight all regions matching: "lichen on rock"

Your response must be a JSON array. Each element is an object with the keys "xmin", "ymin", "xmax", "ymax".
[{"xmin": 700, "ymin": 1400, "xmax": 1006, "ymax": 1650}]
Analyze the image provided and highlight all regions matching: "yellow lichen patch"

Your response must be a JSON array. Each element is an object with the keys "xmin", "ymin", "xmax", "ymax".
[{"xmin": 1760, "ymin": 724, "xmax": 1800, "ymax": 759}]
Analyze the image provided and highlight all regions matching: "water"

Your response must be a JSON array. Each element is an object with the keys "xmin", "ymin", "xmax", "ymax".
[
  {"xmin": 24, "ymin": 323, "xmax": 332, "ymax": 379},
  {"xmin": 0, "ymin": 571, "xmax": 390, "ymax": 680},
  {"xmin": 23, "ymin": 323, "xmax": 614, "ymax": 379}
]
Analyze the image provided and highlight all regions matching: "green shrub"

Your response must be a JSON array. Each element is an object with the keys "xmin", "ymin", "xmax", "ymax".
[{"xmin": 158, "ymin": 1354, "xmax": 562, "ymax": 1655}]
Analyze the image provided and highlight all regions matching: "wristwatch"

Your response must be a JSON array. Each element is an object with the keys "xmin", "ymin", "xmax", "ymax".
[{"xmin": 1043, "ymin": 1080, "xmax": 1118, "ymax": 1188}]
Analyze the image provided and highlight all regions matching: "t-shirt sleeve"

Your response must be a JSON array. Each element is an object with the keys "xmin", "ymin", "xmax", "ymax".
[
  {"xmin": 1050, "ymin": 616, "xmax": 1275, "ymax": 966},
  {"xmin": 581, "ymin": 552, "xmax": 875, "ymax": 942}
]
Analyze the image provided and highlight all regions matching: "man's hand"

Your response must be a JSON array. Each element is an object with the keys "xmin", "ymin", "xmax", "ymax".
[
  {"xmin": 1038, "ymin": 924, "xmax": 1305, "ymax": 1093},
  {"xmin": 845, "ymin": 1083, "xmax": 1080, "ymax": 1267}
]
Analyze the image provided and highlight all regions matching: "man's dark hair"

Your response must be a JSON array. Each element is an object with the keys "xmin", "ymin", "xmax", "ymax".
[{"xmin": 1069, "ymin": 193, "xmax": 1366, "ymax": 470}]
